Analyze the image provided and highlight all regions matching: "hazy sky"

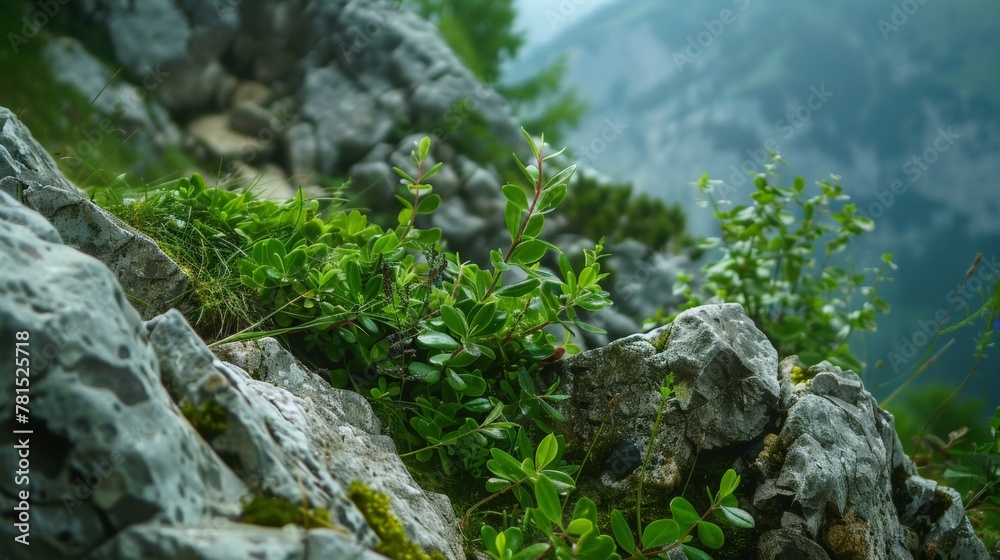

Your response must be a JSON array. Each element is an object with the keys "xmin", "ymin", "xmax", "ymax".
[{"xmin": 514, "ymin": 0, "xmax": 617, "ymax": 51}]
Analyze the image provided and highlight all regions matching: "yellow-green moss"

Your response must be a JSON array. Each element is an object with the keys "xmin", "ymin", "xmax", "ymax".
[
  {"xmin": 789, "ymin": 365, "xmax": 810, "ymax": 385},
  {"xmin": 241, "ymin": 494, "xmax": 333, "ymax": 528},
  {"xmin": 180, "ymin": 399, "xmax": 229, "ymax": 441},
  {"xmin": 348, "ymin": 481, "xmax": 447, "ymax": 560}
]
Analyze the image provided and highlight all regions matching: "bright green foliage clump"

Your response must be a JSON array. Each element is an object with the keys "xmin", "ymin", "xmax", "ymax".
[
  {"xmin": 474, "ymin": 376, "xmax": 753, "ymax": 560},
  {"xmin": 348, "ymin": 481, "xmax": 448, "ymax": 560},
  {"xmin": 179, "ymin": 399, "xmax": 229, "ymax": 441},
  {"xmin": 477, "ymin": 433, "xmax": 754, "ymax": 560},
  {"xmin": 106, "ymin": 131, "xmax": 612, "ymax": 479},
  {"xmin": 103, "ymin": 172, "xmax": 307, "ymax": 339},
  {"xmin": 241, "ymin": 494, "xmax": 333, "ymax": 528},
  {"xmin": 230, "ymin": 131, "xmax": 611, "ymax": 476},
  {"xmin": 672, "ymin": 156, "xmax": 893, "ymax": 372}
]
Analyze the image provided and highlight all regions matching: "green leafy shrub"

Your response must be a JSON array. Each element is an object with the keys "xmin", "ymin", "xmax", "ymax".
[
  {"xmin": 476, "ymin": 433, "xmax": 754, "ymax": 560},
  {"xmin": 671, "ymin": 156, "xmax": 893, "ymax": 372},
  {"xmin": 106, "ymin": 131, "xmax": 612, "ymax": 480}
]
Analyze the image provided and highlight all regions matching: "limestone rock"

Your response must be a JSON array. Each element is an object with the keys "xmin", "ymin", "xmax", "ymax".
[
  {"xmin": 0, "ymin": 194, "xmax": 464, "ymax": 560},
  {"xmin": 214, "ymin": 337, "xmax": 464, "ymax": 560},
  {"xmin": 0, "ymin": 200, "xmax": 246, "ymax": 560},
  {"xmin": 557, "ymin": 303, "xmax": 988, "ymax": 559},
  {"xmin": 0, "ymin": 107, "xmax": 189, "ymax": 320}
]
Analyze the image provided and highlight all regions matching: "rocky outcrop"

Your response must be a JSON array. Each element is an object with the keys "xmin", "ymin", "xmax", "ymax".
[
  {"xmin": 0, "ymin": 191, "xmax": 462, "ymax": 560},
  {"xmin": 0, "ymin": 107, "xmax": 189, "ymax": 319},
  {"xmin": 556, "ymin": 303, "xmax": 988, "ymax": 559}
]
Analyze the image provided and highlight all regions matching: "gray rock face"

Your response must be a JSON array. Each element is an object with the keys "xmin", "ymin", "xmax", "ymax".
[
  {"xmin": 0, "ymin": 197, "xmax": 464, "ymax": 560},
  {"xmin": 88, "ymin": 521, "xmax": 385, "ymax": 560},
  {"xmin": 557, "ymin": 303, "xmax": 988, "ymax": 560},
  {"xmin": 0, "ymin": 199, "xmax": 246, "ymax": 559},
  {"xmin": 213, "ymin": 338, "xmax": 464, "ymax": 559},
  {"xmin": 0, "ymin": 107, "xmax": 189, "ymax": 319}
]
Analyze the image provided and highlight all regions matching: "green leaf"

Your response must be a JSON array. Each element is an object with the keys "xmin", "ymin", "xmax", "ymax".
[
  {"xmin": 407, "ymin": 362, "xmax": 441, "ymax": 384},
  {"xmin": 697, "ymin": 521, "xmax": 724, "ymax": 549},
  {"xmin": 610, "ymin": 509, "xmax": 636, "ymax": 555},
  {"xmin": 535, "ymin": 475, "xmax": 562, "ymax": 528},
  {"xmin": 575, "ymin": 320, "xmax": 607, "ymax": 335},
  {"xmin": 543, "ymin": 470, "xmax": 576, "ymax": 493},
  {"xmin": 490, "ymin": 249, "xmax": 510, "ymax": 272},
  {"xmin": 670, "ymin": 497, "xmax": 701, "ymax": 528},
  {"xmin": 423, "ymin": 161, "xmax": 443, "ymax": 180},
  {"xmin": 717, "ymin": 506, "xmax": 754, "ymax": 529},
  {"xmin": 641, "ymin": 518, "xmax": 680, "ymax": 549},
  {"xmin": 418, "ymin": 136, "xmax": 431, "ymax": 160},
  {"xmin": 417, "ymin": 330, "xmax": 460, "ymax": 351},
  {"xmin": 520, "ymin": 127, "xmax": 540, "ymax": 159},
  {"xmin": 488, "ymin": 448, "xmax": 526, "ymax": 481},
  {"xmin": 444, "ymin": 368, "xmax": 467, "ymax": 391},
  {"xmin": 572, "ymin": 496, "xmax": 599, "ymax": 525},
  {"xmin": 719, "ymin": 469, "xmax": 739, "ymax": 498},
  {"xmin": 567, "ymin": 517, "xmax": 593, "ymax": 537},
  {"xmin": 505, "ymin": 200, "xmax": 522, "ymax": 241},
  {"xmin": 511, "ymin": 544, "xmax": 550, "ymax": 560},
  {"xmin": 523, "ymin": 213, "xmax": 545, "ymax": 238},
  {"xmin": 535, "ymin": 433, "xmax": 559, "ymax": 471},
  {"xmin": 502, "ymin": 183, "xmax": 530, "ymax": 211},
  {"xmin": 393, "ymin": 193, "xmax": 413, "ymax": 209},
  {"xmin": 682, "ymin": 544, "xmax": 715, "ymax": 560},
  {"xmin": 417, "ymin": 193, "xmax": 441, "ymax": 214},
  {"xmin": 481, "ymin": 525, "xmax": 499, "ymax": 555},
  {"xmin": 469, "ymin": 301, "xmax": 499, "ymax": 335},
  {"xmin": 495, "ymin": 278, "xmax": 540, "ymax": 298},
  {"xmin": 537, "ymin": 182, "xmax": 568, "ymax": 213},
  {"xmin": 486, "ymin": 478, "xmax": 512, "ymax": 493},
  {"xmin": 440, "ymin": 304, "xmax": 469, "ymax": 338},
  {"xmin": 575, "ymin": 532, "xmax": 617, "ymax": 560},
  {"xmin": 458, "ymin": 374, "xmax": 487, "ymax": 397},
  {"xmin": 392, "ymin": 166, "xmax": 415, "ymax": 184},
  {"xmin": 557, "ymin": 251, "xmax": 574, "ymax": 280},
  {"xmin": 511, "ymin": 239, "xmax": 548, "ymax": 265}
]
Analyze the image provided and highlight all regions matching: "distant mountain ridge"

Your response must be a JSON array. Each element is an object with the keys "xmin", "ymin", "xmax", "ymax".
[{"xmin": 509, "ymin": 0, "xmax": 1000, "ymax": 391}]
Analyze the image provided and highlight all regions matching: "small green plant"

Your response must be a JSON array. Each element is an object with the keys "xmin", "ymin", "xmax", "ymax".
[
  {"xmin": 672, "ymin": 156, "xmax": 893, "ymax": 372},
  {"xmin": 477, "ymin": 433, "xmax": 753, "ymax": 560},
  {"xmin": 348, "ymin": 480, "xmax": 448, "ymax": 560}
]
